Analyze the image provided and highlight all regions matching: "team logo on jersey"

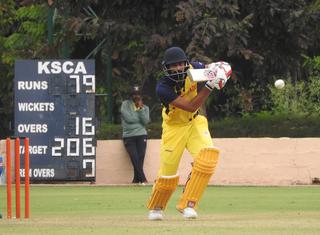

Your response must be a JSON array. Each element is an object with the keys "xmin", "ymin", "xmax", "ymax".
[{"xmin": 189, "ymin": 84, "xmax": 197, "ymax": 92}]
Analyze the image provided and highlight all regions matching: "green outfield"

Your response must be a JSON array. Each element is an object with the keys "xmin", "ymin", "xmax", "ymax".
[{"xmin": 1, "ymin": 185, "xmax": 320, "ymax": 235}]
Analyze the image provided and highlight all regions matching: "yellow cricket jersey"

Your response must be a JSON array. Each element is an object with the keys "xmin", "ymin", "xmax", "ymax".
[
  {"xmin": 156, "ymin": 62, "xmax": 205, "ymax": 125},
  {"xmin": 161, "ymin": 76, "xmax": 198, "ymax": 125}
]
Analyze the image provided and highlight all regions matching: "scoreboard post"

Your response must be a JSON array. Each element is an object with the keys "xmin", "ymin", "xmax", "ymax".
[{"xmin": 14, "ymin": 60, "xmax": 96, "ymax": 182}]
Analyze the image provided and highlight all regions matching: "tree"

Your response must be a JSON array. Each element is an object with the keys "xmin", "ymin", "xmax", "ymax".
[
  {"xmin": 1, "ymin": 0, "xmax": 319, "ymax": 135},
  {"xmin": 0, "ymin": 1, "xmax": 48, "ymax": 137}
]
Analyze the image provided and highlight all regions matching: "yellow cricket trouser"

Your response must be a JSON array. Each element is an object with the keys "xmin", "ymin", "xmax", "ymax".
[{"xmin": 158, "ymin": 115, "xmax": 213, "ymax": 176}]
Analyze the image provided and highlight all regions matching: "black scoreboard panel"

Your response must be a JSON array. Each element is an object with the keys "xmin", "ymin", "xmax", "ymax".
[{"xmin": 14, "ymin": 60, "xmax": 96, "ymax": 182}]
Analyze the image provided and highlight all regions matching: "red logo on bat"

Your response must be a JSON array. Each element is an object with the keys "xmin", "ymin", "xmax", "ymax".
[{"xmin": 204, "ymin": 69, "xmax": 217, "ymax": 80}]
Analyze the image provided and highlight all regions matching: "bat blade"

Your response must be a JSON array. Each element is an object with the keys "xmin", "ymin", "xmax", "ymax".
[{"xmin": 187, "ymin": 68, "xmax": 217, "ymax": 82}]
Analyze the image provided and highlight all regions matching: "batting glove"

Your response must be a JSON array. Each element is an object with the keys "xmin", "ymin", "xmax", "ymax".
[{"xmin": 205, "ymin": 62, "xmax": 232, "ymax": 91}]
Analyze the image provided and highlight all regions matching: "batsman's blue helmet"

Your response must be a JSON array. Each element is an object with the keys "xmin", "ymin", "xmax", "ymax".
[
  {"xmin": 162, "ymin": 47, "xmax": 188, "ymax": 65},
  {"xmin": 162, "ymin": 47, "xmax": 189, "ymax": 82}
]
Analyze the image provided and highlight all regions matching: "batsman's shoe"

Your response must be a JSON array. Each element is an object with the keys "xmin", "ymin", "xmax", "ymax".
[
  {"xmin": 148, "ymin": 210, "xmax": 163, "ymax": 221},
  {"xmin": 182, "ymin": 207, "xmax": 198, "ymax": 219}
]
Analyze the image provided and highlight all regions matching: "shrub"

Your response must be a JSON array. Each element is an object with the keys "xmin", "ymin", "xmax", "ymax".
[
  {"xmin": 97, "ymin": 113, "xmax": 320, "ymax": 139},
  {"xmin": 267, "ymin": 56, "xmax": 320, "ymax": 116},
  {"xmin": 211, "ymin": 112, "xmax": 320, "ymax": 137}
]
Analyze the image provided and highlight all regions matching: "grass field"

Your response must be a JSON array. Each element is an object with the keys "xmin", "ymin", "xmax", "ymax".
[{"xmin": 1, "ymin": 185, "xmax": 320, "ymax": 235}]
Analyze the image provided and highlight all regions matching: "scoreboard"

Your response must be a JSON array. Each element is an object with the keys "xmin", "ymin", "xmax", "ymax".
[{"xmin": 14, "ymin": 60, "xmax": 96, "ymax": 182}]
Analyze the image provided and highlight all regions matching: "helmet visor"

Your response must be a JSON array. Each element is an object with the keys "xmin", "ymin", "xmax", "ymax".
[{"xmin": 163, "ymin": 61, "xmax": 190, "ymax": 82}]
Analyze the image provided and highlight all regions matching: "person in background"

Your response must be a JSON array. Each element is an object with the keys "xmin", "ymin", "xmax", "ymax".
[
  {"xmin": 0, "ymin": 155, "xmax": 5, "ymax": 186},
  {"xmin": 121, "ymin": 85, "xmax": 150, "ymax": 184}
]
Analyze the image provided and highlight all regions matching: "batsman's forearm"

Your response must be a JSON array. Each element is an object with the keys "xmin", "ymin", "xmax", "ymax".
[
  {"xmin": 171, "ymin": 87, "xmax": 211, "ymax": 112},
  {"xmin": 188, "ymin": 87, "xmax": 211, "ymax": 112}
]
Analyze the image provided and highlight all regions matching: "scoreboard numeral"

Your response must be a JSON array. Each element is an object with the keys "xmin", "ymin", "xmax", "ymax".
[
  {"xmin": 52, "ymin": 138, "xmax": 64, "ymax": 156},
  {"xmin": 75, "ymin": 116, "xmax": 80, "ymax": 135},
  {"xmin": 52, "ymin": 137, "xmax": 95, "ymax": 157},
  {"xmin": 83, "ymin": 75, "xmax": 95, "ymax": 93},
  {"xmin": 69, "ymin": 75, "xmax": 81, "ymax": 93},
  {"xmin": 83, "ymin": 138, "xmax": 95, "ymax": 156},
  {"xmin": 66, "ymin": 138, "xmax": 80, "ymax": 156},
  {"xmin": 82, "ymin": 117, "xmax": 95, "ymax": 135},
  {"xmin": 69, "ymin": 75, "xmax": 95, "ymax": 93},
  {"xmin": 74, "ymin": 117, "xmax": 95, "ymax": 136},
  {"xmin": 83, "ymin": 159, "xmax": 95, "ymax": 177},
  {"xmin": 52, "ymin": 116, "xmax": 95, "ymax": 157}
]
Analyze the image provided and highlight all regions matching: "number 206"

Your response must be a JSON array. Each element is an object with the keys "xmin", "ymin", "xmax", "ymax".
[{"xmin": 52, "ymin": 138, "xmax": 95, "ymax": 157}]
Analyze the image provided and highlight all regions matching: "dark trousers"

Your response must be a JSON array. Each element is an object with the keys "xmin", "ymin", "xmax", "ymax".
[{"xmin": 123, "ymin": 135, "xmax": 147, "ymax": 183}]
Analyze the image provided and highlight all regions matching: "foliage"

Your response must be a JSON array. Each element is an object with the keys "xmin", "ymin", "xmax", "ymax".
[
  {"xmin": 211, "ymin": 112, "xmax": 320, "ymax": 138},
  {"xmin": 1, "ymin": 3, "xmax": 47, "ymax": 64},
  {"xmin": 0, "ymin": 1, "xmax": 49, "ymax": 138},
  {"xmin": 267, "ymin": 55, "xmax": 320, "ymax": 116},
  {"xmin": 70, "ymin": 0, "xmax": 320, "ymax": 121},
  {"xmin": 96, "ymin": 122, "xmax": 122, "ymax": 139},
  {"xmin": 176, "ymin": 0, "xmax": 260, "ymax": 63},
  {"xmin": 205, "ymin": 0, "xmax": 320, "ymax": 118},
  {"xmin": 97, "ymin": 113, "xmax": 320, "ymax": 139},
  {"xmin": 268, "ymin": 77, "xmax": 309, "ymax": 115},
  {"xmin": 303, "ymin": 55, "xmax": 320, "ymax": 72},
  {"xmin": 1, "ymin": 0, "xmax": 320, "ymax": 137}
]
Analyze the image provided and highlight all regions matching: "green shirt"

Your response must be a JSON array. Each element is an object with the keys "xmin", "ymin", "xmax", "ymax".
[{"xmin": 120, "ymin": 99, "xmax": 150, "ymax": 138}]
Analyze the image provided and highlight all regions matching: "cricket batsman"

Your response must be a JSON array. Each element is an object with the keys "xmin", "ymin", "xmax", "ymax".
[{"xmin": 146, "ymin": 47, "xmax": 232, "ymax": 220}]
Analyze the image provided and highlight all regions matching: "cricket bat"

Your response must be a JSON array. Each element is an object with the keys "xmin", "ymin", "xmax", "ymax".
[
  {"xmin": 187, "ymin": 62, "xmax": 232, "ymax": 82},
  {"xmin": 187, "ymin": 68, "xmax": 218, "ymax": 82}
]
